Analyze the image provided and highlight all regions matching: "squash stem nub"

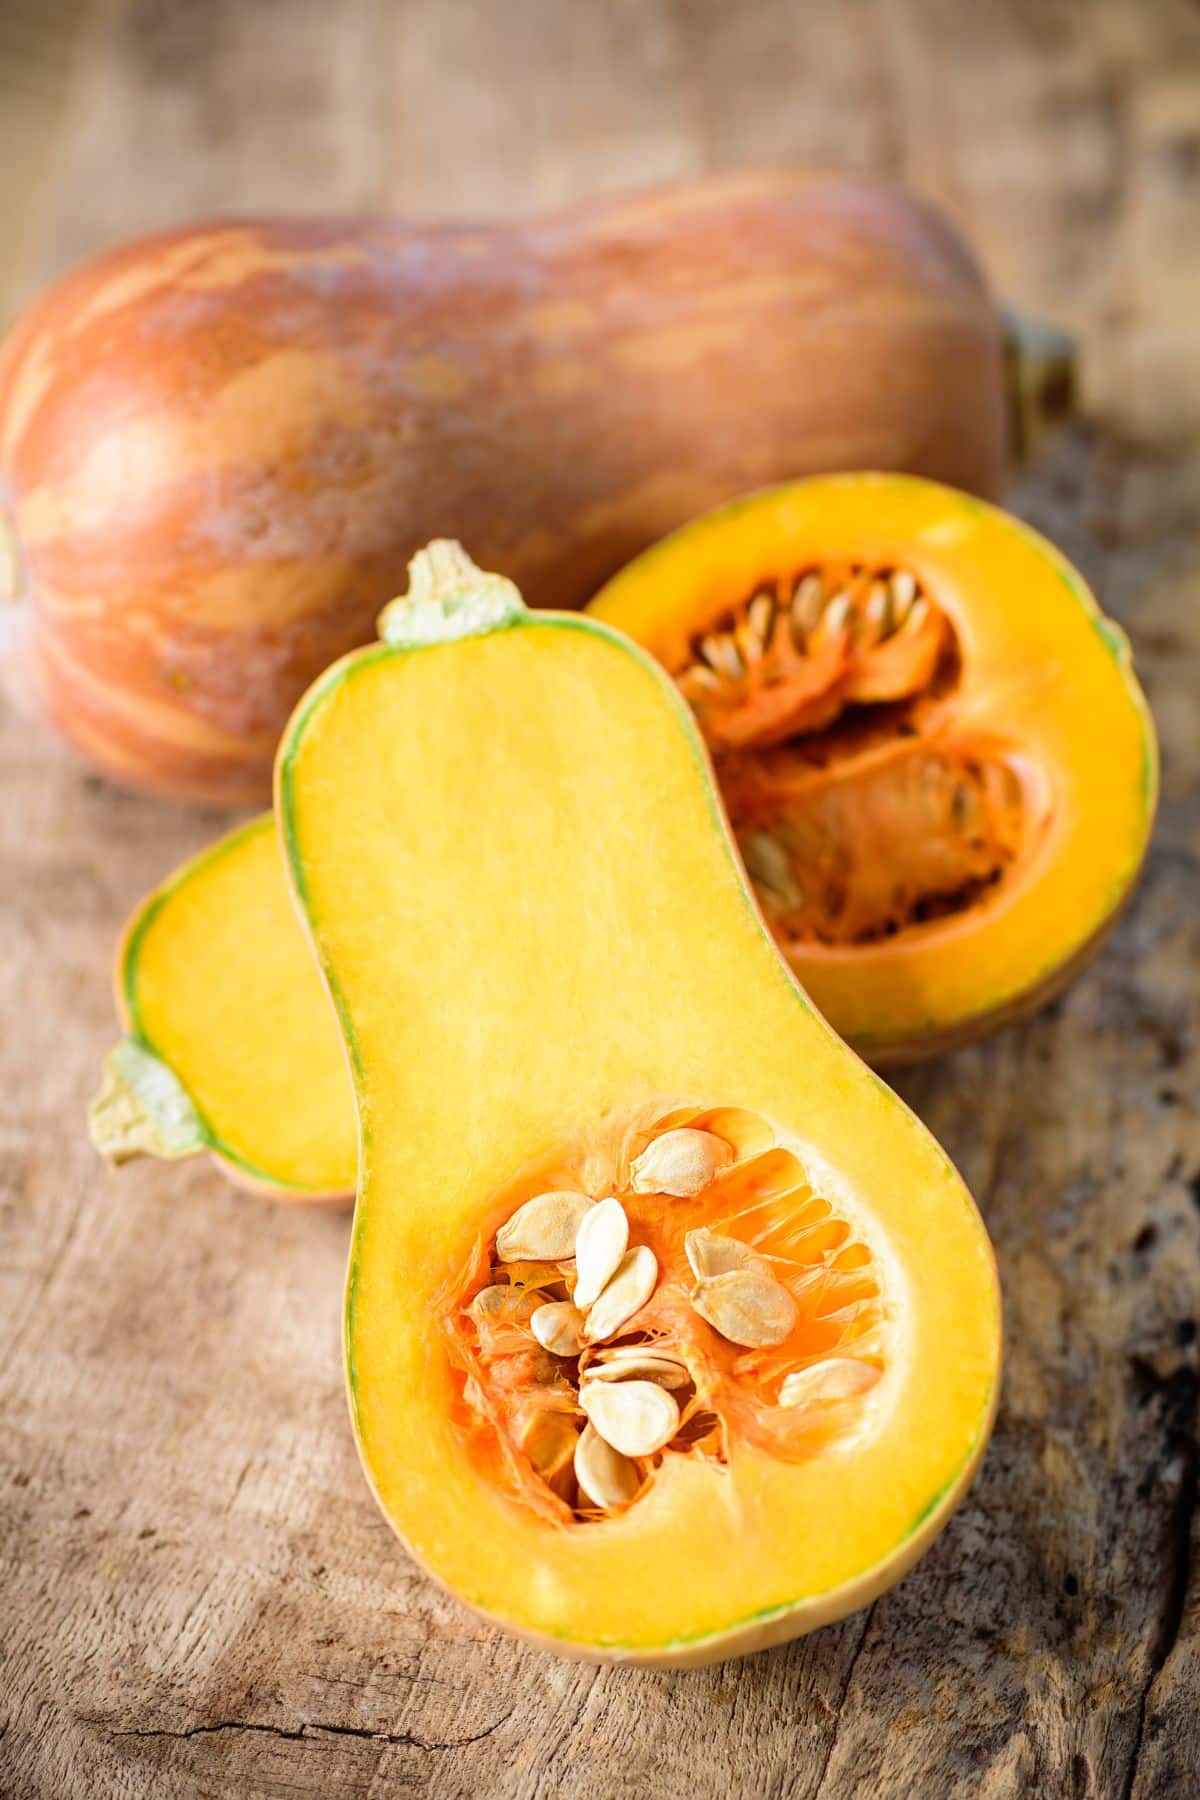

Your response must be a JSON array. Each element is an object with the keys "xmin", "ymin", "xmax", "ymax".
[
  {"xmin": 88, "ymin": 1039, "xmax": 208, "ymax": 1166},
  {"xmin": 377, "ymin": 539, "xmax": 526, "ymax": 648}
]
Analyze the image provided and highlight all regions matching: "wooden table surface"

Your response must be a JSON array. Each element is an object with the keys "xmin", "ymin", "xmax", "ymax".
[{"xmin": 2, "ymin": 2, "xmax": 1198, "ymax": 1796}]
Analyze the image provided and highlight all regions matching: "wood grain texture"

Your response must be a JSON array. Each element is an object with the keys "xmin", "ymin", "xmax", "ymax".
[{"xmin": 1, "ymin": 1, "xmax": 1197, "ymax": 1796}]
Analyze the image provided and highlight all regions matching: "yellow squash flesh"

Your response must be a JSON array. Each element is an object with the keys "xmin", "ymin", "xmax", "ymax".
[
  {"xmin": 276, "ymin": 544, "xmax": 1001, "ymax": 1663},
  {"xmin": 89, "ymin": 816, "xmax": 354, "ymax": 1198}
]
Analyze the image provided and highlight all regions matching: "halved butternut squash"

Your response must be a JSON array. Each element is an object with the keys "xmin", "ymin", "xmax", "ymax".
[
  {"xmin": 89, "ymin": 815, "xmax": 353, "ymax": 1199},
  {"xmin": 275, "ymin": 541, "xmax": 1000, "ymax": 1662},
  {"xmin": 591, "ymin": 474, "xmax": 1157, "ymax": 1063}
]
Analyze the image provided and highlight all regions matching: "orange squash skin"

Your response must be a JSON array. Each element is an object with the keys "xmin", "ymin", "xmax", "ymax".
[{"xmin": 0, "ymin": 172, "xmax": 1007, "ymax": 804}]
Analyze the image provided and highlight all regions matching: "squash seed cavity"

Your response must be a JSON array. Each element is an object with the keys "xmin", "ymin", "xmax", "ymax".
[
  {"xmin": 446, "ymin": 1104, "xmax": 890, "ymax": 1524},
  {"xmin": 673, "ymin": 562, "xmax": 1029, "ymax": 948}
]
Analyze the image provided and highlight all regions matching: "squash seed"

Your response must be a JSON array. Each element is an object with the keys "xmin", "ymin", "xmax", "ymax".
[
  {"xmin": 584, "ymin": 1348, "xmax": 692, "ymax": 1389},
  {"xmin": 582, "ymin": 1244, "xmax": 658, "ymax": 1343},
  {"xmin": 469, "ymin": 1283, "xmax": 540, "ymax": 1324},
  {"xmin": 699, "ymin": 631, "xmax": 744, "ymax": 681},
  {"xmin": 495, "ymin": 1190, "xmax": 592, "ymax": 1262},
  {"xmin": 822, "ymin": 590, "xmax": 851, "ymax": 636},
  {"xmin": 682, "ymin": 563, "xmax": 932, "ymax": 695},
  {"xmin": 503, "ymin": 1260, "xmax": 567, "ymax": 1291},
  {"xmin": 629, "ymin": 1128, "xmax": 732, "ymax": 1197},
  {"xmin": 522, "ymin": 1412, "xmax": 580, "ymax": 1501},
  {"xmin": 902, "ymin": 595, "xmax": 929, "ymax": 637},
  {"xmin": 572, "ymin": 1197, "xmax": 629, "ymax": 1309},
  {"xmin": 682, "ymin": 662, "xmax": 722, "ymax": 694},
  {"xmin": 684, "ymin": 1227, "xmax": 766, "ymax": 1282},
  {"xmin": 740, "ymin": 830, "xmax": 802, "ymax": 911},
  {"xmin": 791, "ymin": 571, "xmax": 825, "ymax": 641},
  {"xmin": 691, "ymin": 1268, "xmax": 797, "ymax": 1348},
  {"xmin": 530, "ymin": 1300, "xmax": 585, "ymax": 1358},
  {"xmin": 778, "ymin": 1358, "xmax": 879, "ymax": 1408},
  {"xmin": 866, "ymin": 581, "xmax": 890, "ymax": 634},
  {"xmin": 574, "ymin": 1424, "xmax": 639, "ymax": 1512},
  {"xmin": 580, "ymin": 1377, "xmax": 680, "ymax": 1458},
  {"xmin": 746, "ymin": 591, "xmax": 774, "ymax": 645},
  {"xmin": 890, "ymin": 568, "xmax": 917, "ymax": 619}
]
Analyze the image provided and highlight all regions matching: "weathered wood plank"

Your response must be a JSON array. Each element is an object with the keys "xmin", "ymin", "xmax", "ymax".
[{"xmin": 1, "ymin": 1, "xmax": 1198, "ymax": 1797}]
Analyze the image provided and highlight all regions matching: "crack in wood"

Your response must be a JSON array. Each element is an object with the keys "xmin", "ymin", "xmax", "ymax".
[
  {"xmin": 101, "ymin": 1709, "xmax": 513, "ymax": 1754},
  {"xmin": 1119, "ymin": 1363, "xmax": 1200, "ymax": 1799},
  {"xmin": 809, "ymin": 1605, "xmax": 874, "ymax": 1799}
]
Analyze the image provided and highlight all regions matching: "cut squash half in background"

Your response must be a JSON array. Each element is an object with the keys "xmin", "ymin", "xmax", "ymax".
[
  {"xmin": 591, "ymin": 474, "xmax": 1157, "ymax": 1064},
  {"xmin": 269, "ymin": 539, "xmax": 1000, "ymax": 1662}
]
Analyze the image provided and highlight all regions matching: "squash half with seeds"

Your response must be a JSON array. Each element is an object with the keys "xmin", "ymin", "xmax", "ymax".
[
  {"xmin": 592, "ymin": 474, "xmax": 1157, "ymax": 1063},
  {"xmin": 271, "ymin": 539, "xmax": 1000, "ymax": 1663}
]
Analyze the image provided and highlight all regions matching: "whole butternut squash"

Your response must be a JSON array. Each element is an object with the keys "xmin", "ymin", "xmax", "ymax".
[{"xmin": 0, "ymin": 171, "xmax": 1013, "ymax": 804}]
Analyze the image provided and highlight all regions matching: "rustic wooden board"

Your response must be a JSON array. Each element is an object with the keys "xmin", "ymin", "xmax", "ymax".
[{"xmin": 1, "ymin": 2, "xmax": 1198, "ymax": 1796}]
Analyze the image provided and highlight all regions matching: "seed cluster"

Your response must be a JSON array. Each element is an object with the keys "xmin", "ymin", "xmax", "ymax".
[
  {"xmin": 672, "ymin": 560, "xmax": 1027, "ymax": 948},
  {"xmin": 493, "ymin": 1131, "xmax": 740, "ymax": 1513},
  {"xmin": 676, "ymin": 562, "xmax": 946, "ymax": 755},
  {"xmin": 456, "ymin": 1123, "xmax": 884, "ymax": 1523}
]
